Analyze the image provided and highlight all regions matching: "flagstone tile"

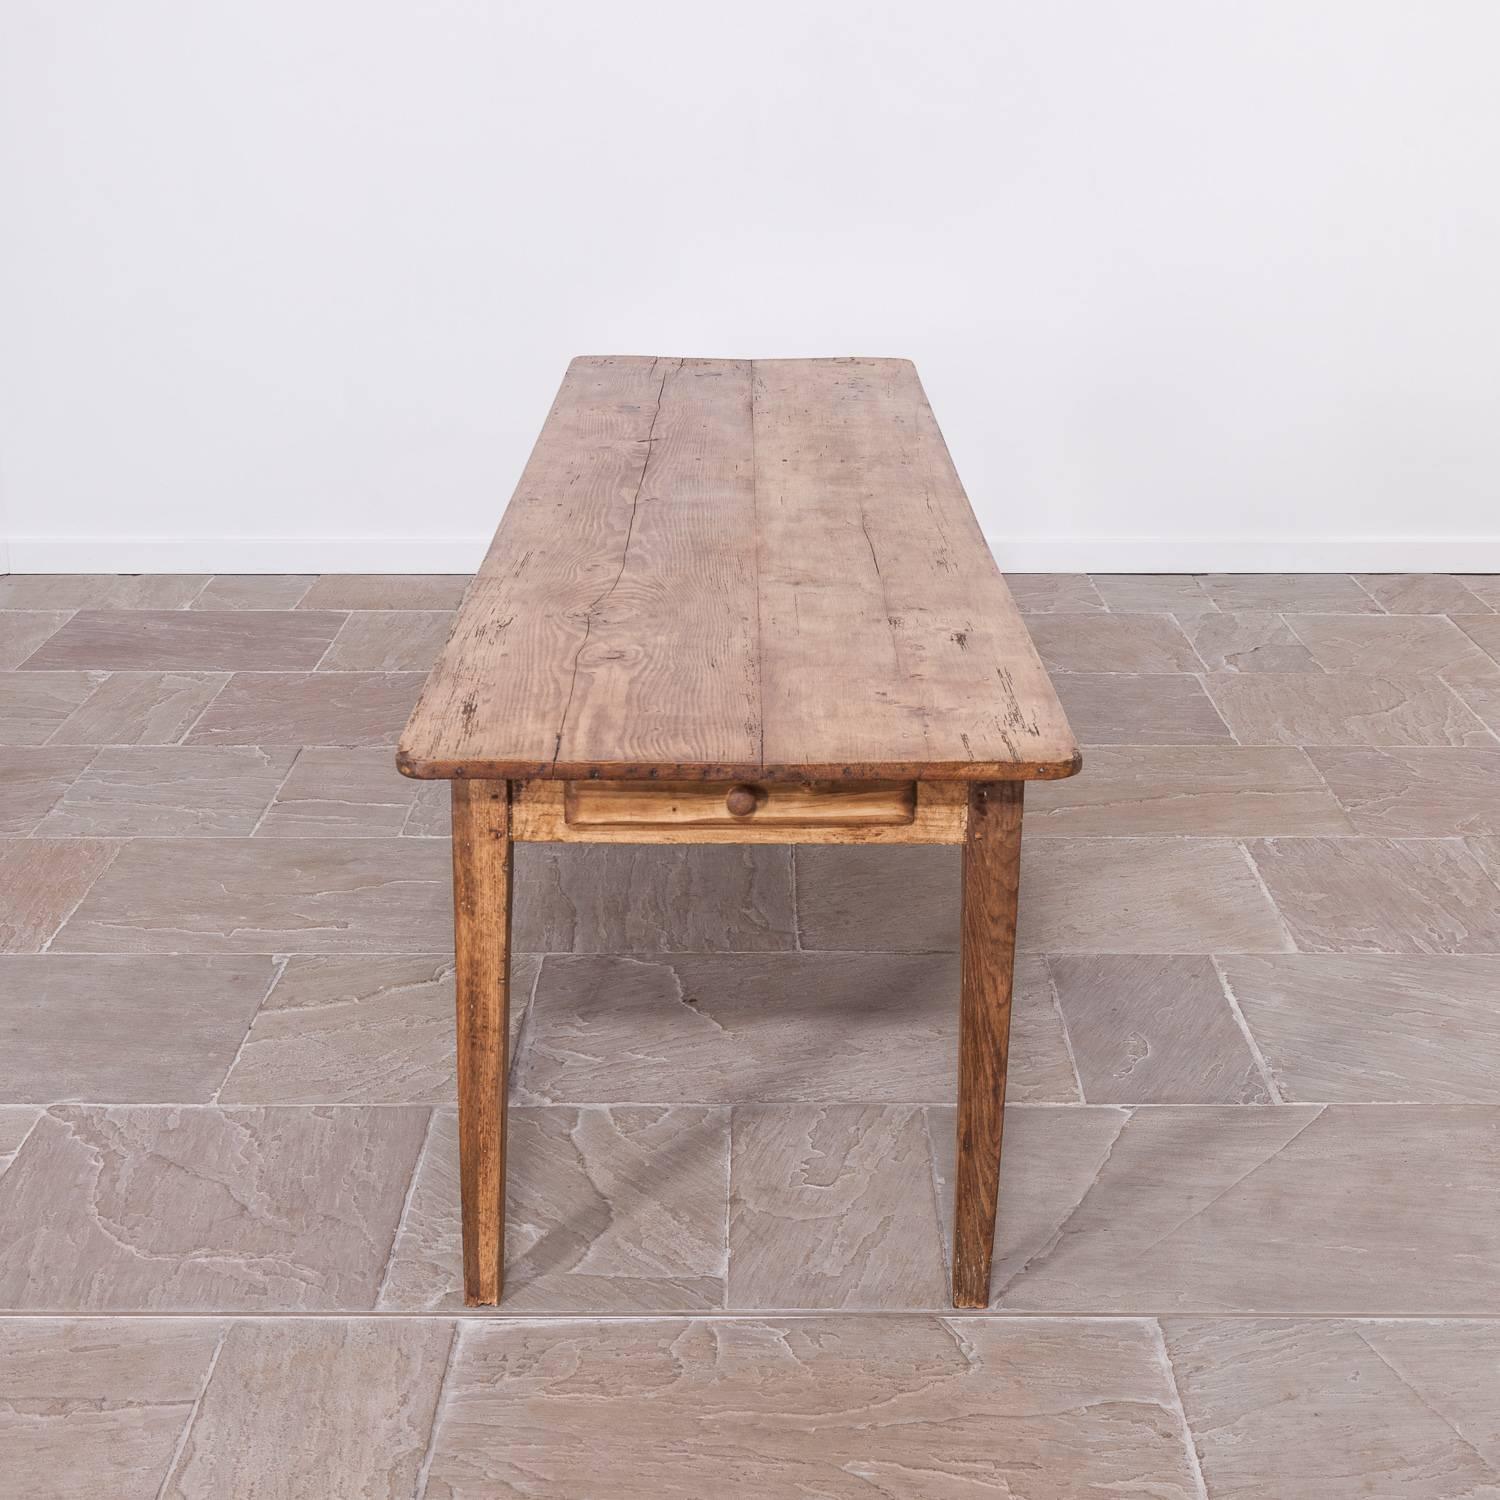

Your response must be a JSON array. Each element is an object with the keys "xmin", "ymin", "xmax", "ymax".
[
  {"xmin": 1446, "ymin": 671, "xmax": 1500, "ymax": 739},
  {"xmin": 317, "ymin": 611, "xmax": 453, "ymax": 672},
  {"xmin": 1351, "ymin": 1320, "xmax": 1500, "ymax": 1469},
  {"xmin": 53, "ymin": 838, "xmax": 450, "ymax": 953},
  {"xmin": 1457, "ymin": 576, "xmax": 1500, "ymax": 610},
  {"xmin": 255, "ymin": 746, "xmax": 420, "ymax": 836},
  {"xmin": 159, "ymin": 1319, "xmax": 452, "ymax": 1500},
  {"xmin": 36, "ymin": 746, "xmax": 296, "ymax": 837},
  {"xmin": 218, "ymin": 954, "xmax": 540, "ymax": 1105},
  {"xmin": 1164, "ymin": 1319, "xmax": 1500, "ymax": 1498},
  {"xmin": 1027, "ymin": 746, "xmax": 1352, "ymax": 834},
  {"xmin": 1048, "ymin": 954, "xmax": 1270, "ymax": 1103},
  {"xmin": 517, "ymin": 951, "xmax": 1074, "ymax": 1105},
  {"xmin": 0, "ymin": 840, "xmax": 118, "ymax": 953},
  {"xmin": 1286, "ymin": 613, "xmax": 1493, "ymax": 675},
  {"xmin": 0, "ymin": 612, "xmax": 73, "ymax": 670},
  {"xmin": 1308, "ymin": 747, "xmax": 1500, "ymax": 835},
  {"xmin": 0, "ymin": 575, "xmax": 209, "ymax": 610},
  {"xmin": 0, "ymin": 1105, "xmax": 428, "ymax": 1310},
  {"xmin": 1221, "ymin": 954, "xmax": 1500, "ymax": 1102},
  {"xmin": 0, "ymin": 1109, "xmax": 41, "ymax": 1171},
  {"xmin": 1088, "ymin": 573, "xmax": 1218, "ymax": 614},
  {"xmin": 299, "ymin": 575, "xmax": 470, "ymax": 610},
  {"xmin": 46, "ymin": 671, "xmax": 229, "ymax": 746},
  {"xmin": 378, "ymin": 1106, "xmax": 728, "ymax": 1313},
  {"xmin": 0, "ymin": 671, "xmax": 107, "ymax": 745},
  {"xmin": 183, "ymin": 671, "xmax": 425, "ymax": 746},
  {"xmin": 1248, "ymin": 836, "xmax": 1500, "ymax": 954},
  {"xmin": 0, "ymin": 1319, "xmax": 223, "ymax": 1500},
  {"xmin": 190, "ymin": 575, "xmax": 315, "ymax": 610},
  {"xmin": 796, "ymin": 840, "xmax": 1291, "ymax": 954},
  {"xmin": 1052, "ymin": 673, "xmax": 1234, "ymax": 744},
  {"xmin": 1183, "ymin": 611, "xmax": 1321, "ymax": 672},
  {"xmin": 793, "ymin": 846, "xmax": 958, "ymax": 950},
  {"xmin": 424, "ymin": 1317, "xmax": 1203, "ymax": 1499},
  {"xmin": 1198, "ymin": 574, "xmax": 1382, "ymax": 612},
  {"xmin": 514, "ymin": 844, "xmax": 796, "ymax": 953},
  {"xmin": 0, "ymin": 955, "xmax": 275, "ymax": 1104},
  {"xmin": 0, "ymin": 748, "xmax": 96, "ymax": 833},
  {"xmin": 23, "ymin": 611, "xmax": 347, "ymax": 672},
  {"xmin": 1470, "ymin": 836, "xmax": 1500, "ymax": 885},
  {"xmin": 931, "ymin": 1103, "xmax": 1500, "ymax": 1313},
  {"xmin": 1205, "ymin": 672, "xmax": 1496, "ymax": 746},
  {"xmin": 727, "ymin": 1104, "xmax": 947, "ymax": 1309},
  {"xmin": 1023, "ymin": 613, "xmax": 1203, "ymax": 673},
  {"xmin": 1454, "ymin": 613, "xmax": 1500, "ymax": 666},
  {"xmin": 403, "ymin": 779, "xmax": 451, "ymax": 835},
  {"xmin": 1002, "ymin": 573, "xmax": 1106, "ymax": 612},
  {"xmin": 1354, "ymin": 573, "xmax": 1495, "ymax": 615}
]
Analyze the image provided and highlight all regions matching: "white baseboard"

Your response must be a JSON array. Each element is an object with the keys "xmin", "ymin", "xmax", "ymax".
[
  {"xmin": 986, "ymin": 535, "xmax": 1500, "ymax": 573},
  {"xmin": 4, "ymin": 532, "xmax": 1499, "ymax": 575},
  {"xmin": 2, "ymin": 536, "xmax": 492, "ymax": 574}
]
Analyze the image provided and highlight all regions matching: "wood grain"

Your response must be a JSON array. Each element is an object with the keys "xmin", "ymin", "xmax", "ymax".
[
  {"xmin": 952, "ymin": 781, "xmax": 1023, "ymax": 1308},
  {"xmin": 563, "ymin": 778, "xmax": 917, "ymax": 830},
  {"xmin": 450, "ymin": 779, "xmax": 512, "ymax": 1305},
  {"xmin": 398, "ymin": 356, "xmax": 1079, "ymax": 784},
  {"xmin": 512, "ymin": 778, "xmax": 967, "ymax": 845}
]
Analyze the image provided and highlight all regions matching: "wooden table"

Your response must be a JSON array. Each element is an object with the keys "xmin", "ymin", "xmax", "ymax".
[{"xmin": 398, "ymin": 356, "xmax": 1080, "ymax": 1308}]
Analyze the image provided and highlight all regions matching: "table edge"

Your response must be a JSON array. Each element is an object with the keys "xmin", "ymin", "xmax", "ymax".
[{"xmin": 394, "ymin": 747, "xmax": 1085, "ymax": 784}]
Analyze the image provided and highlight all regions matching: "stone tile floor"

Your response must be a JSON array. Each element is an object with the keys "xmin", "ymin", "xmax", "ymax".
[{"xmin": 2, "ymin": 571, "xmax": 1499, "ymax": 1495}]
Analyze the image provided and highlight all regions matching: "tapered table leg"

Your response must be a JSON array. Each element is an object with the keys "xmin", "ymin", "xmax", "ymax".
[
  {"xmin": 952, "ymin": 780, "xmax": 1023, "ymax": 1308},
  {"xmin": 450, "ymin": 778, "xmax": 513, "ymax": 1306}
]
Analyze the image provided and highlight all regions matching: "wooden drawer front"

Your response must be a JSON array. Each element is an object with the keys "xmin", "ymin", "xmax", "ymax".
[{"xmin": 564, "ymin": 779, "xmax": 917, "ymax": 831}]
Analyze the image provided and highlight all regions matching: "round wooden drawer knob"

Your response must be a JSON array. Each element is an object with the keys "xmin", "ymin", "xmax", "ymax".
[{"xmin": 725, "ymin": 784, "xmax": 760, "ymax": 817}]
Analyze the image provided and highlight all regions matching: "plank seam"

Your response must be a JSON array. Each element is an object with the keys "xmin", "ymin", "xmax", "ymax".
[{"xmin": 549, "ymin": 357, "xmax": 678, "ymax": 768}]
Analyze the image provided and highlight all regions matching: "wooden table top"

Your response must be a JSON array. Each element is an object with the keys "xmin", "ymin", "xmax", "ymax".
[{"xmin": 398, "ymin": 356, "xmax": 1080, "ymax": 783}]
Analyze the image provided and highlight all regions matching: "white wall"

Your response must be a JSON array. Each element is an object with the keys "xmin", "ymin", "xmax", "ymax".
[{"xmin": 3, "ymin": 0, "xmax": 1498, "ymax": 575}]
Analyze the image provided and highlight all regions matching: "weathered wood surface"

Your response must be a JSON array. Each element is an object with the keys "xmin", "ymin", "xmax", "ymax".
[
  {"xmin": 398, "ymin": 356, "xmax": 1079, "ymax": 784},
  {"xmin": 450, "ymin": 779, "xmax": 513, "ymax": 1305},
  {"xmin": 512, "ymin": 777, "xmax": 967, "ymax": 845},
  {"xmin": 952, "ymin": 781, "xmax": 1023, "ymax": 1308}
]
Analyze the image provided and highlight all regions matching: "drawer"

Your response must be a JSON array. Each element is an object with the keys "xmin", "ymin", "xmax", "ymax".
[{"xmin": 563, "ymin": 779, "xmax": 918, "ymax": 831}]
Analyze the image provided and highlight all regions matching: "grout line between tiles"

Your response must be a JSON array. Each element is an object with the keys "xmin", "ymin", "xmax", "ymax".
[
  {"xmin": 1431, "ymin": 667, "xmax": 1500, "ymax": 747},
  {"xmin": 1192, "ymin": 672, "xmax": 1242, "ymax": 745},
  {"xmin": 1210, "ymin": 955, "xmax": 1286, "ymax": 1104},
  {"xmin": 1151, "ymin": 1319, "xmax": 1211, "ymax": 1500},
  {"xmin": 155, "ymin": 1320, "xmax": 227, "ymax": 1499},
  {"xmin": 172, "ymin": 672, "xmax": 235, "ymax": 746},
  {"xmin": 0, "ymin": 1111, "xmax": 44, "ymax": 1184},
  {"xmin": 1350, "ymin": 1325, "xmax": 1496, "ymax": 1464},
  {"xmin": 210, "ymin": 955, "xmax": 291, "ymax": 1104},
  {"xmin": 507, "ymin": 956, "xmax": 547, "ymax": 1093},
  {"xmin": 244, "ymin": 747, "xmax": 306, "ymax": 837},
  {"xmin": 1231, "ymin": 839, "xmax": 1300, "ymax": 955},
  {"xmin": 307, "ymin": 613, "xmax": 355, "ymax": 673},
  {"xmin": 375, "ymin": 1107, "xmax": 439, "ymax": 1309},
  {"xmin": 37, "ymin": 839, "xmax": 124, "ymax": 954},
  {"xmin": 1039, "ymin": 955, "xmax": 1087, "ymax": 1103},
  {"xmin": 1347, "ymin": 574, "xmax": 1390, "ymax": 612},
  {"xmin": 919, "ymin": 1105, "xmax": 953, "ymax": 1269},
  {"xmin": 414, "ymin": 1322, "xmax": 465, "ymax": 1500},
  {"xmin": 179, "ymin": 578, "xmax": 215, "ymax": 610},
  {"xmin": 1172, "ymin": 614, "xmax": 1215, "ymax": 675}
]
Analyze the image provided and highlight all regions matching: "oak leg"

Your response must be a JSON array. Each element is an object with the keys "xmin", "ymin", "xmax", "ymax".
[
  {"xmin": 952, "ymin": 780, "xmax": 1023, "ymax": 1308},
  {"xmin": 450, "ymin": 778, "xmax": 513, "ymax": 1306}
]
